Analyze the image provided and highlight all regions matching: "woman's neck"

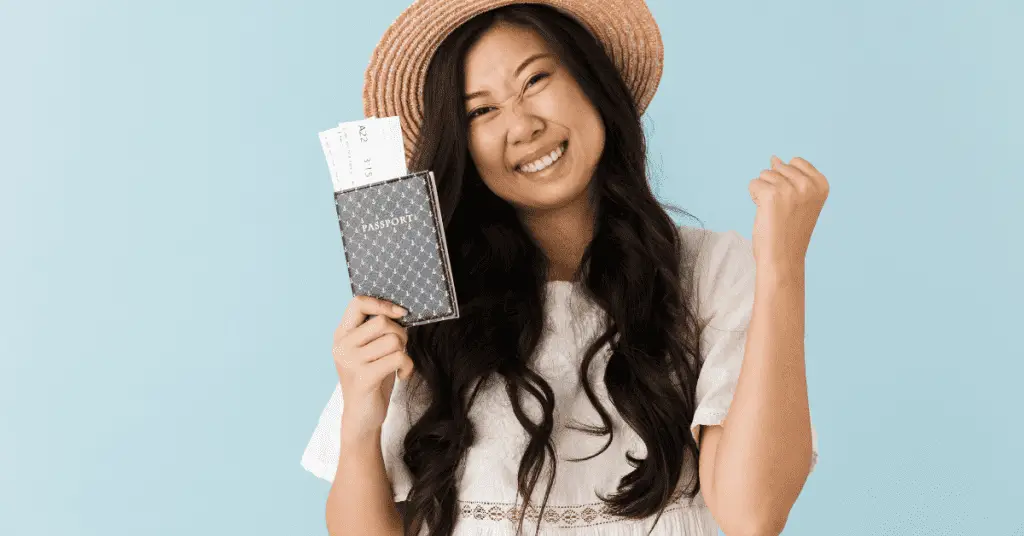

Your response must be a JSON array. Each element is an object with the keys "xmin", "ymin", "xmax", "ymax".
[{"xmin": 520, "ymin": 196, "xmax": 597, "ymax": 282}]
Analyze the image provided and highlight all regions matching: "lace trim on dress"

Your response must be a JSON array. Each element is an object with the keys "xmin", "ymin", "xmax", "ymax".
[{"xmin": 457, "ymin": 489, "xmax": 695, "ymax": 529}]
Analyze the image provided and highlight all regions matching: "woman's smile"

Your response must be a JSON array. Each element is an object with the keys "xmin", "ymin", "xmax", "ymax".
[{"xmin": 515, "ymin": 140, "xmax": 569, "ymax": 178}]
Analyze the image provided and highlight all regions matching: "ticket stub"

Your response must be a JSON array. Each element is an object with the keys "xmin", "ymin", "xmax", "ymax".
[{"xmin": 318, "ymin": 116, "xmax": 408, "ymax": 192}]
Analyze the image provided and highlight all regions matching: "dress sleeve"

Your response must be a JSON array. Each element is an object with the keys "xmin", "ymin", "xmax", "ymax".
[
  {"xmin": 300, "ymin": 377, "xmax": 425, "ymax": 496},
  {"xmin": 688, "ymin": 229, "xmax": 818, "ymax": 472},
  {"xmin": 300, "ymin": 382, "xmax": 345, "ymax": 483}
]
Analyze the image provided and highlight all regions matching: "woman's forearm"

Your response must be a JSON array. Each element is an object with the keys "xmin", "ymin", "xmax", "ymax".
[
  {"xmin": 713, "ymin": 264, "xmax": 814, "ymax": 533},
  {"xmin": 326, "ymin": 427, "xmax": 405, "ymax": 536}
]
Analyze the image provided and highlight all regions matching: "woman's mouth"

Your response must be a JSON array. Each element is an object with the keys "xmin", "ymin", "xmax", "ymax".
[{"xmin": 516, "ymin": 141, "xmax": 569, "ymax": 174}]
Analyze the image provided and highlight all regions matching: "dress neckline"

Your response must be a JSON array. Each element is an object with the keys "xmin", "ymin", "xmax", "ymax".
[
  {"xmin": 542, "ymin": 280, "xmax": 586, "ymax": 309},
  {"xmin": 545, "ymin": 280, "xmax": 580, "ymax": 286}
]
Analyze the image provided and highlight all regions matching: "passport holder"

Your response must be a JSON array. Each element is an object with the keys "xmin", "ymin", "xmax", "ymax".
[{"xmin": 334, "ymin": 171, "xmax": 459, "ymax": 326}]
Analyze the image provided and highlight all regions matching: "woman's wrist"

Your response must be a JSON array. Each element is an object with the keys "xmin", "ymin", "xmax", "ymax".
[
  {"xmin": 756, "ymin": 259, "xmax": 806, "ymax": 288},
  {"xmin": 340, "ymin": 418, "xmax": 384, "ymax": 452}
]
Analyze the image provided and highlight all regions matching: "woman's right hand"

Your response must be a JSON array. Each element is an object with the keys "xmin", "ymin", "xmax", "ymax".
[{"xmin": 332, "ymin": 295, "xmax": 415, "ymax": 441}]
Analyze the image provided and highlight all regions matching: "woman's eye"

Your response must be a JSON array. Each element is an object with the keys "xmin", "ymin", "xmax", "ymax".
[
  {"xmin": 526, "ymin": 72, "xmax": 550, "ymax": 87},
  {"xmin": 468, "ymin": 106, "xmax": 493, "ymax": 120},
  {"xmin": 467, "ymin": 74, "xmax": 548, "ymax": 120}
]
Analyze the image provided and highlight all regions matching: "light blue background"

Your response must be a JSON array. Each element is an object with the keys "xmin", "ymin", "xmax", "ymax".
[{"xmin": 2, "ymin": 0, "xmax": 1021, "ymax": 534}]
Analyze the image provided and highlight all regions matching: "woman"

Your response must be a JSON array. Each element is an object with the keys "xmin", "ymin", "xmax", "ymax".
[{"xmin": 302, "ymin": 1, "xmax": 827, "ymax": 535}]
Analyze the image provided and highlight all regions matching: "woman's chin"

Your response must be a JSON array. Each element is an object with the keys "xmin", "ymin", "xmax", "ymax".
[{"xmin": 514, "ymin": 174, "xmax": 596, "ymax": 212}]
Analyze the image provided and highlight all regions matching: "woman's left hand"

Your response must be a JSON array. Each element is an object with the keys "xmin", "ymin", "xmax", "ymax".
[{"xmin": 748, "ymin": 155, "xmax": 830, "ymax": 274}]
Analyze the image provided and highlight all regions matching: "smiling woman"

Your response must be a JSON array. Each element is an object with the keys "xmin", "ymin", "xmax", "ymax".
[
  {"xmin": 461, "ymin": 32, "xmax": 605, "ymax": 216},
  {"xmin": 302, "ymin": 2, "xmax": 823, "ymax": 536}
]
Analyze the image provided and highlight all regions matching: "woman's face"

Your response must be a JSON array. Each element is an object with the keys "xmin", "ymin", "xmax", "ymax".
[{"xmin": 462, "ymin": 22, "xmax": 605, "ymax": 213}]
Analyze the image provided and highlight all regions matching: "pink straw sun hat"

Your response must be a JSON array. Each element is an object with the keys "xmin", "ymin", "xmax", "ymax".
[{"xmin": 362, "ymin": 0, "xmax": 665, "ymax": 162}]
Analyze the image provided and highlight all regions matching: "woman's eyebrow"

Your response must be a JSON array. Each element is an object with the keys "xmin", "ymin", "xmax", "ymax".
[{"xmin": 464, "ymin": 53, "xmax": 555, "ymax": 101}]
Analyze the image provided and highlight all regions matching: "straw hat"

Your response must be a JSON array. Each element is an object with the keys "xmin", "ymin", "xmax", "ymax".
[{"xmin": 362, "ymin": 0, "xmax": 664, "ymax": 163}]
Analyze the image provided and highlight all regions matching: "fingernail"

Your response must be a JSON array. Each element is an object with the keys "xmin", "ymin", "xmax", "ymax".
[{"xmin": 394, "ymin": 304, "xmax": 408, "ymax": 315}]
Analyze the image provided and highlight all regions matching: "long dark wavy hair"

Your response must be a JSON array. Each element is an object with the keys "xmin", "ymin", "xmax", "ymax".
[{"xmin": 399, "ymin": 5, "xmax": 706, "ymax": 536}]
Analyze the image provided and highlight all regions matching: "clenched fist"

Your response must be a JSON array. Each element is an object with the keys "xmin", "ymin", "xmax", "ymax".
[{"xmin": 748, "ymin": 156, "xmax": 830, "ymax": 274}]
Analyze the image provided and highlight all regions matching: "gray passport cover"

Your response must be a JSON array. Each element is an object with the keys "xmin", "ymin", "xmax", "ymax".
[{"xmin": 334, "ymin": 171, "xmax": 459, "ymax": 326}]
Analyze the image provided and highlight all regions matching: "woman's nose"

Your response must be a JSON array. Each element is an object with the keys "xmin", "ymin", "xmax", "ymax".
[{"xmin": 506, "ymin": 101, "xmax": 544, "ymax": 145}]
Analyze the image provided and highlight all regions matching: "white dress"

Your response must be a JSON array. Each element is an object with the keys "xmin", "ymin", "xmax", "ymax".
[{"xmin": 301, "ymin": 225, "xmax": 819, "ymax": 535}]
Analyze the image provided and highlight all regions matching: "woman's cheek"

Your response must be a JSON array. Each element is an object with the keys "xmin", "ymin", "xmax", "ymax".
[{"xmin": 470, "ymin": 135, "xmax": 504, "ymax": 177}]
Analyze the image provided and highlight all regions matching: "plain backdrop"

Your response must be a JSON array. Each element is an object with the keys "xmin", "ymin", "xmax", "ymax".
[{"xmin": 2, "ymin": 0, "xmax": 1021, "ymax": 534}]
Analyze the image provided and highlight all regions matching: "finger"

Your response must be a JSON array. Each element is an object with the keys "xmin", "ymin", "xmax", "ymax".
[
  {"xmin": 363, "ymin": 350, "xmax": 412, "ymax": 384},
  {"xmin": 379, "ymin": 369, "xmax": 397, "ymax": 400},
  {"xmin": 789, "ymin": 157, "xmax": 828, "ymax": 190},
  {"xmin": 770, "ymin": 155, "xmax": 808, "ymax": 184},
  {"xmin": 788, "ymin": 156, "xmax": 823, "ymax": 179},
  {"xmin": 748, "ymin": 178, "xmax": 774, "ymax": 206},
  {"xmin": 338, "ymin": 295, "xmax": 408, "ymax": 335},
  {"xmin": 772, "ymin": 157, "xmax": 817, "ymax": 196},
  {"xmin": 348, "ymin": 314, "xmax": 409, "ymax": 349},
  {"xmin": 387, "ymin": 351, "xmax": 415, "ymax": 381},
  {"xmin": 757, "ymin": 169, "xmax": 791, "ymax": 188},
  {"xmin": 397, "ymin": 355, "xmax": 415, "ymax": 381},
  {"xmin": 351, "ymin": 352, "xmax": 401, "ymax": 395},
  {"xmin": 359, "ymin": 332, "xmax": 407, "ymax": 364}
]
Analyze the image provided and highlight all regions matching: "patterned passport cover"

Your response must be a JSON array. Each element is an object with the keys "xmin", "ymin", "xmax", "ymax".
[{"xmin": 334, "ymin": 171, "xmax": 459, "ymax": 327}]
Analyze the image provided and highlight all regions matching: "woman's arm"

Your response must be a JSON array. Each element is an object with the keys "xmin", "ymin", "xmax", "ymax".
[
  {"xmin": 325, "ymin": 426, "xmax": 406, "ymax": 536},
  {"xmin": 699, "ymin": 265, "xmax": 814, "ymax": 536},
  {"xmin": 700, "ymin": 155, "xmax": 827, "ymax": 535}
]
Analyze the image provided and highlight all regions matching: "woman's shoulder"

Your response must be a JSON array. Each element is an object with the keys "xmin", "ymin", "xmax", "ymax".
[
  {"xmin": 674, "ymin": 223, "xmax": 753, "ymax": 274},
  {"xmin": 673, "ymin": 223, "xmax": 756, "ymax": 318}
]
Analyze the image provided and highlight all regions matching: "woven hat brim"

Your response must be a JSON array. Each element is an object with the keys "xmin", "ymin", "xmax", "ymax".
[{"xmin": 362, "ymin": 0, "xmax": 664, "ymax": 163}]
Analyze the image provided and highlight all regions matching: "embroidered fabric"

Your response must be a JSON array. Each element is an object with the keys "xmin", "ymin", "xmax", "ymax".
[{"xmin": 300, "ymin": 225, "xmax": 820, "ymax": 535}]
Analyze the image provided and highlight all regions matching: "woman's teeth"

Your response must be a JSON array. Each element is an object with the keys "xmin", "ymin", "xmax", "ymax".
[{"xmin": 519, "ymin": 142, "xmax": 566, "ymax": 173}]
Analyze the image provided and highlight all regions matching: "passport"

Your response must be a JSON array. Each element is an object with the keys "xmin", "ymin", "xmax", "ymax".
[{"xmin": 320, "ymin": 117, "xmax": 459, "ymax": 326}]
